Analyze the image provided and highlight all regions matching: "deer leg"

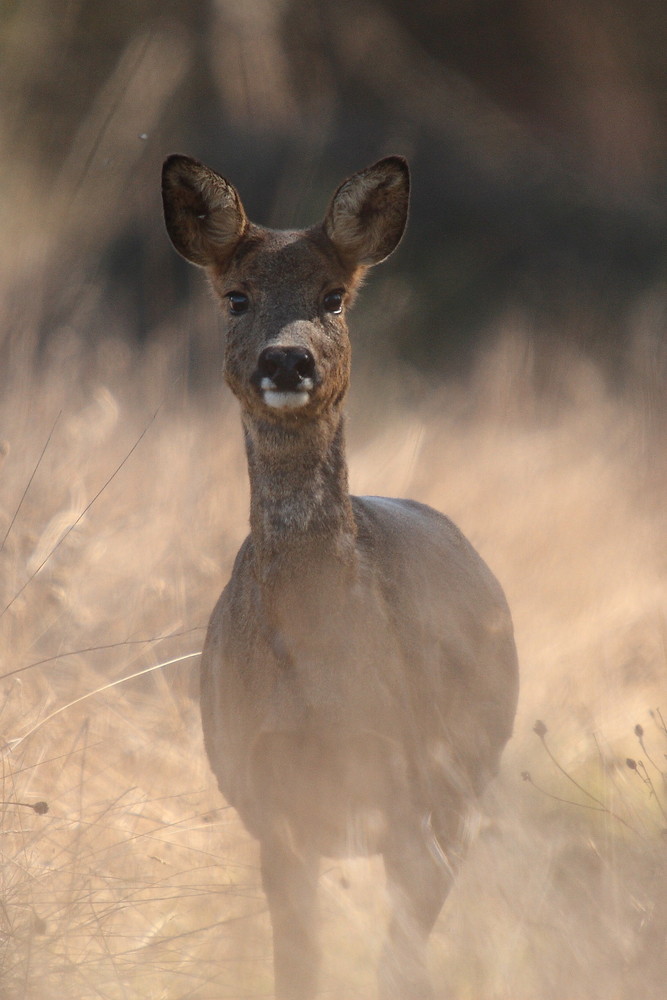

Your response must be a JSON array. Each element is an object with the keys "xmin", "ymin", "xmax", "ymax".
[
  {"xmin": 379, "ymin": 810, "xmax": 465, "ymax": 1000},
  {"xmin": 260, "ymin": 837, "xmax": 320, "ymax": 1000}
]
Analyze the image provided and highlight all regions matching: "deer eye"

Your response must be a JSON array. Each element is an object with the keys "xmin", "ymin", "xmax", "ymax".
[
  {"xmin": 227, "ymin": 291, "xmax": 249, "ymax": 315},
  {"xmin": 323, "ymin": 289, "xmax": 344, "ymax": 314}
]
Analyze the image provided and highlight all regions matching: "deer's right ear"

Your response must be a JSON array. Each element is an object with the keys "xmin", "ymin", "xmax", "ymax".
[
  {"xmin": 162, "ymin": 155, "xmax": 247, "ymax": 268},
  {"xmin": 323, "ymin": 156, "xmax": 410, "ymax": 267}
]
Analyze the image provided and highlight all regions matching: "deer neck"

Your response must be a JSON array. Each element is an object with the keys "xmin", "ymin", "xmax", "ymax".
[{"xmin": 242, "ymin": 407, "xmax": 357, "ymax": 578}]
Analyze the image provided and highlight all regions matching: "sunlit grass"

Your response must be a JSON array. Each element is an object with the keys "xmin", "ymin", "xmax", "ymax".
[
  {"xmin": 1, "ymin": 328, "xmax": 665, "ymax": 997},
  {"xmin": 1, "ymin": 1, "xmax": 665, "ymax": 993}
]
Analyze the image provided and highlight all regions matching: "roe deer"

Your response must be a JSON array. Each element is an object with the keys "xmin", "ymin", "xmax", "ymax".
[{"xmin": 162, "ymin": 154, "xmax": 519, "ymax": 1000}]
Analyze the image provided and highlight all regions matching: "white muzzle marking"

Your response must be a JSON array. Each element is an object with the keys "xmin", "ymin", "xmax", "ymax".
[{"xmin": 261, "ymin": 377, "xmax": 313, "ymax": 410}]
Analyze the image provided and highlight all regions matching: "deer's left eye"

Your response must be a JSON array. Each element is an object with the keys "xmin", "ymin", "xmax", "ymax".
[
  {"xmin": 323, "ymin": 289, "xmax": 344, "ymax": 314},
  {"xmin": 227, "ymin": 291, "xmax": 249, "ymax": 315}
]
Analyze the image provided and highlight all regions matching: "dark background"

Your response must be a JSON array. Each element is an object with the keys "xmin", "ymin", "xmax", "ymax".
[{"xmin": 2, "ymin": 0, "xmax": 665, "ymax": 384}]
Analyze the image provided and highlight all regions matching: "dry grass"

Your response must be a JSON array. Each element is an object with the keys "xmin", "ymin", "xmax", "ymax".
[
  {"xmin": 2, "ymin": 5, "xmax": 665, "ymax": 994},
  {"xmin": 1, "ymin": 325, "xmax": 665, "ymax": 999}
]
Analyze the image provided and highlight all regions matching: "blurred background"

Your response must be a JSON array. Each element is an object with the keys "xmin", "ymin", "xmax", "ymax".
[
  {"xmin": 2, "ymin": 0, "xmax": 666, "ymax": 380},
  {"xmin": 1, "ymin": 2, "xmax": 666, "ymax": 998}
]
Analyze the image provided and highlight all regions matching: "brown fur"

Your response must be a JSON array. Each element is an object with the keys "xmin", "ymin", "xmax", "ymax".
[{"xmin": 162, "ymin": 156, "xmax": 519, "ymax": 1000}]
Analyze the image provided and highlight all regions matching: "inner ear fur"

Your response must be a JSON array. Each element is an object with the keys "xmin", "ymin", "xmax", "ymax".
[
  {"xmin": 323, "ymin": 156, "xmax": 410, "ymax": 267},
  {"xmin": 162, "ymin": 154, "xmax": 248, "ymax": 268}
]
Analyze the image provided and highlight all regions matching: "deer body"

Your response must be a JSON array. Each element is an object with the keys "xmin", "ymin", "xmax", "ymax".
[{"xmin": 162, "ymin": 155, "xmax": 519, "ymax": 1000}]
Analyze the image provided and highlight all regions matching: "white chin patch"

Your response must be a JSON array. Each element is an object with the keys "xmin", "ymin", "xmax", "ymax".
[{"xmin": 263, "ymin": 389, "xmax": 310, "ymax": 410}]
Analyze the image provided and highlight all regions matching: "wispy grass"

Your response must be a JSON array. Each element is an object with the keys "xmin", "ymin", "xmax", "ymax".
[
  {"xmin": 1, "ymin": 9, "xmax": 665, "ymax": 991},
  {"xmin": 1, "ymin": 329, "xmax": 665, "ymax": 998}
]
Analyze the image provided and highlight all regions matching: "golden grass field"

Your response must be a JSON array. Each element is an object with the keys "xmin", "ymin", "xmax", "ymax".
[
  {"xmin": 1, "ymin": 321, "xmax": 665, "ymax": 999},
  {"xmin": 1, "ymin": 6, "xmax": 665, "ymax": 995}
]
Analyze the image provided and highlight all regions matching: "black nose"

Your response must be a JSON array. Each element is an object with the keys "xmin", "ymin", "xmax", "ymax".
[{"xmin": 256, "ymin": 347, "xmax": 316, "ymax": 391}]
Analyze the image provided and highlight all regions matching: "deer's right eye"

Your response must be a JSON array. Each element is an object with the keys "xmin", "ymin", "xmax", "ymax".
[{"xmin": 227, "ymin": 291, "xmax": 249, "ymax": 315}]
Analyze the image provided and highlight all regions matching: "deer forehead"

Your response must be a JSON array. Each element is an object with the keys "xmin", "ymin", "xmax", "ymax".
[{"xmin": 213, "ymin": 228, "xmax": 350, "ymax": 303}]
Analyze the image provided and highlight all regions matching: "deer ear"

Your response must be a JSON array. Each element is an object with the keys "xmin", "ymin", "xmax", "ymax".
[
  {"xmin": 323, "ymin": 156, "xmax": 410, "ymax": 267},
  {"xmin": 162, "ymin": 155, "xmax": 248, "ymax": 268}
]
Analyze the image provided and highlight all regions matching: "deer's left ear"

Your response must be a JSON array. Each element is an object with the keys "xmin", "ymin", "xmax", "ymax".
[{"xmin": 323, "ymin": 156, "xmax": 410, "ymax": 267}]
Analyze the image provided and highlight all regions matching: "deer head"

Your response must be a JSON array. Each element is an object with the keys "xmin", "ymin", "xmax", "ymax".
[{"xmin": 162, "ymin": 156, "xmax": 410, "ymax": 424}]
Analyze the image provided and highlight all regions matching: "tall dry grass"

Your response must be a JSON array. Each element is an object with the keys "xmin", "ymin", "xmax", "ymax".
[
  {"xmin": 1, "ymin": 8, "xmax": 665, "ymax": 990},
  {"xmin": 1, "ymin": 319, "xmax": 665, "ymax": 999}
]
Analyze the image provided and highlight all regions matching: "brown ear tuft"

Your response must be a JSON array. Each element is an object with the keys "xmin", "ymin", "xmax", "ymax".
[
  {"xmin": 162, "ymin": 155, "xmax": 248, "ymax": 268},
  {"xmin": 323, "ymin": 156, "xmax": 410, "ymax": 267}
]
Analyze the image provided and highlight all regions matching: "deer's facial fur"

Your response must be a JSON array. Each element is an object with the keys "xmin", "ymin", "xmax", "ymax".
[{"xmin": 208, "ymin": 228, "xmax": 355, "ymax": 422}]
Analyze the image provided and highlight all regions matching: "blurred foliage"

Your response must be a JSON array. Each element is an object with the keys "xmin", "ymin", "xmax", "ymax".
[{"xmin": 0, "ymin": 0, "xmax": 666, "ymax": 381}]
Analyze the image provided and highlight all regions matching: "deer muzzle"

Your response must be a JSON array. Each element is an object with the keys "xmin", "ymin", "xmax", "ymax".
[{"xmin": 252, "ymin": 346, "xmax": 317, "ymax": 410}]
